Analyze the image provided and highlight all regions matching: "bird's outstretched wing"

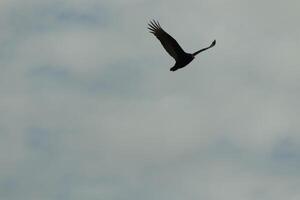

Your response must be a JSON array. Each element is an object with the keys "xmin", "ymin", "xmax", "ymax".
[{"xmin": 148, "ymin": 20, "xmax": 185, "ymax": 61}]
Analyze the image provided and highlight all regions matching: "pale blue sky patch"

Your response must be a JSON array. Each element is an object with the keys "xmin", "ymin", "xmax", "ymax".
[
  {"xmin": 0, "ymin": 178, "xmax": 18, "ymax": 199},
  {"xmin": 28, "ymin": 65, "xmax": 71, "ymax": 91},
  {"xmin": 270, "ymin": 137, "xmax": 300, "ymax": 174},
  {"xmin": 87, "ymin": 60, "xmax": 145, "ymax": 97},
  {"xmin": 29, "ymin": 65, "xmax": 69, "ymax": 79},
  {"xmin": 5, "ymin": 2, "xmax": 109, "ymax": 34},
  {"xmin": 26, "ymin": 127, "xmax": 58, "ymax": 154},
  {"xmin": 56, "ymin": 6, "xmax": 109, "ymax": 27}
]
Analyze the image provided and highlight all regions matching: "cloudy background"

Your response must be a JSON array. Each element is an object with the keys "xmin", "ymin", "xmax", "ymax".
[{"xmin": 0, "ymin": 0, "xmax": 300, "ymax": 199}]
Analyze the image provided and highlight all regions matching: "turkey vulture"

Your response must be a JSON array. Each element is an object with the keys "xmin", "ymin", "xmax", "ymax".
[{"xmin": 148, "ymin": 20, "xmax": 216, "ymax": 71}]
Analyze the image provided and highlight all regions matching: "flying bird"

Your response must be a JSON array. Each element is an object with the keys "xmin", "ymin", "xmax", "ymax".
[{"xmin": 148, "ymin": 20, "xmax": 216, "ymax": 71}]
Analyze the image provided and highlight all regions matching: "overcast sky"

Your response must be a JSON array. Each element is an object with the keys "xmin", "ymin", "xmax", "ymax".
[{"xmin": 0, "ymin": 0, "xmax": 300, "ymax": 200}]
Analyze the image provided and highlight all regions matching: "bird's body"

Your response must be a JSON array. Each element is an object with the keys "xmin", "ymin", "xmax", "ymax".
[
  {"xmin": 148, "ymin": 20, "xmax": 216, "ymax": 71},
  {"xmin": 171, "ymin": 53, "xmax": 194, "ymax": 71}
]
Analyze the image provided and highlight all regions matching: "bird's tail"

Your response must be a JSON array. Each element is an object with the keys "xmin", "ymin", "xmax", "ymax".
[{"xmin": 192, "ymin": 40, "xmax": 216, "ymax": 56}]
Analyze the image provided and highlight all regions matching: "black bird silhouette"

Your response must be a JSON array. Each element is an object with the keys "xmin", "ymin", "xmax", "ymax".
[{"xmin": 148, "ymin": 20, "xmax": 216, "ymax": 71}]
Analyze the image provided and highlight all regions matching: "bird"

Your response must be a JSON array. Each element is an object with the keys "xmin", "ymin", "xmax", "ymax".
[{"xmin": 148, "ymin": 20, "xmax": 216, "ymax": 71}]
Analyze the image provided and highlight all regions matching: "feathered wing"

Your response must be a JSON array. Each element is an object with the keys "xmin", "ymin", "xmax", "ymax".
[
  {"xmin": 148, "ymin": 20, "xmax": 185, "ymax": 61},
  {"xmin": 192, "ymin": 40, "xmax": 216, "ymax": 56}
]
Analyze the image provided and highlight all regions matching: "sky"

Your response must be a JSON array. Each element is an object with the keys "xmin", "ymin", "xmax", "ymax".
[{"xmin": 0, "ymin": 0, "xmax": 300, "ymax": 199}]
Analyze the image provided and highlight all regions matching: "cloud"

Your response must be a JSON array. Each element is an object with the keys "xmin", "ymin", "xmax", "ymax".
[{"xmin": 0, "ymin": 0, "xmax": 300, "ymax": 200}]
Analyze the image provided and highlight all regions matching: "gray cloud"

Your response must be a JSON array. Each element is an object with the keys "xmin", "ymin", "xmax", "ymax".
[{"xmin": 0, "ymin": 0, "xmax": 300, "ymax": 200}]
